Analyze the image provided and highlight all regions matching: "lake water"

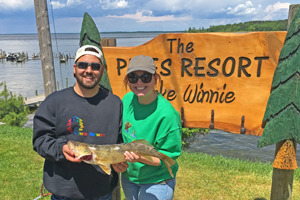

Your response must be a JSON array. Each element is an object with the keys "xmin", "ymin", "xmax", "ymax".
[{"xmin": 0, "ymin": 32, "xmax": 165, "ymax": 98}]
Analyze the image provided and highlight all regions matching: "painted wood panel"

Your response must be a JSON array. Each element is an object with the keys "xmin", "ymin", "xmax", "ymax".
[{"xmin": 103, "ymin": 32, "xmax": 287, "ymax": 135}]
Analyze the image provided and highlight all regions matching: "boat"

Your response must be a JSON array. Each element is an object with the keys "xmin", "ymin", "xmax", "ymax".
[
  {"xmin": 60, "ymin": 57, "xmax": 66, "ymax": 63},
  {"xmin": 32, "ymin": 53, "xmax": 40, "ymax": 60},
  {"xmin": 0, "ymin": 50, "xmax": 5, "ymax": 59},
  {"xmin": 16, "ymin": 56, "xmax": 25, "ymax": 62},
  {"xmin": 6, "ymin": 52, "xmax": 18, "ymax": 61}
]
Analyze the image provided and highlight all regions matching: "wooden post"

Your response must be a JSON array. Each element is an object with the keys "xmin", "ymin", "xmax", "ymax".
[
  {"xmin": 101, "ymin": 38, "xmax": 117, "ymax": 47},
  {"xmin": 270, "ymin": 4, "xmax": 299, "ymax": 200},
  {"xmin": 34, "ymin": 0, "xmax": 56, "ymax": 97},
  {"xmin": 271, "ymin": 140, "xmax": 297, "ymax": 199},
  {"xmin": 287, "ymin": 4, "xmax": 300, "ymax": 30},
  {"xmin": 112, "ymin": 173, "xmax": 121, "ymax": 200},
  {"xmin": 100, "ymin": 38, "xmax": 120, "ymax": 200}
]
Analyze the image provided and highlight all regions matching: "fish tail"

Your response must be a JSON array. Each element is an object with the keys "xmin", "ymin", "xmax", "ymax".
[{"xmin": 159, "ymin": 152, "xmax": 176, "ymax": 178}]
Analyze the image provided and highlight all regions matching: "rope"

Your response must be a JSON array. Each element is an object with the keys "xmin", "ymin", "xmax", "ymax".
[
  {"xmin": 41, "ymin": 183, "xmax": 52, "ymax": 196},
  {"xmin": 49, "ymin": 0, "xmax": 64, "ymax": 89},
  {"xmin": 33, "ymin": 183, "xmax": 52, "ymax": 200}
]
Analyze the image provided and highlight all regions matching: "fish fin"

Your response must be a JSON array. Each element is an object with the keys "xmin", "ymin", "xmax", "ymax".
[
  {"xmin": 162, "ymin": 160, "xmax": 174, "ymax": 178},
  {"xmin": 159, "ymin": 152, "xmax": 176, "ymax": 167},
  {"xmin": 98, "ymin": 164, "xmax": 111, "ymax": 175},
  {"xmin": 88, "ymin": 147, "xmax": 112, "ymax": 175},
  {"xmin": 143, "ymin": 155, "xmax": 154, "ymax": 163},
  {"xmin": 131, "ymin": 139, "xmax": 154, "ymax": 147},
  {"xmin": 159, "ymin": 152, "xmax": 176, "ymax": 178}
]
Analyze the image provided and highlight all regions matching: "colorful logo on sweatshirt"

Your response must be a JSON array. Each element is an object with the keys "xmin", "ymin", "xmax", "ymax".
[
  {"xmin": 67, "ymin": 116, "xmax": 105, "ymax": 137},
  {"xmin": 124, "ymin": 121, "xmax": 131, "ymax": 133},
  {"xmin": 124, "ymin": 121, "xmax": 136, "ymax": 138}
]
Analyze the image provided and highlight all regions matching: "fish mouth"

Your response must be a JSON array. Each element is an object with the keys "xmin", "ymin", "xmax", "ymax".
[{"xmin": 80, "ymin": 154, "xmax": 93, "ymax": 161}]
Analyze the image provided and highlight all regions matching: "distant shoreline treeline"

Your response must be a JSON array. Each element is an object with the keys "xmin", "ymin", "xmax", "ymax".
[
  {"xmin": 185, "ymin": 19, "xmax": 288, "ymax": 33},
  {"xmin": 0, "ymin": 31, "xmax": 184, "ymax": 35}
]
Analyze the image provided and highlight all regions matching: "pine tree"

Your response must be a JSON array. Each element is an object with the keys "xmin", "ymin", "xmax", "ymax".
[
  {"xmin": 257, "ymin": 8, "xmax": 300, "ymax": 148},
  {"xmin": 79, "ymin": 13, "xmax": 112, "ymax": 91}
]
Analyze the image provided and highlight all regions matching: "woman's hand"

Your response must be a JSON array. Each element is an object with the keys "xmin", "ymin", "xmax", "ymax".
[
  {"xmin": 124, "ymin": 151, "xmax": 140, "ymax": 163},
  {"xmin": 124, "ymin": 151, "xmax": 161, "ymax": 166}
]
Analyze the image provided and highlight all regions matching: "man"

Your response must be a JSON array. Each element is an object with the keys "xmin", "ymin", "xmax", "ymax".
[{"xmin": 33, "ymin": 13, "xmax": 128, "ymax": 200}]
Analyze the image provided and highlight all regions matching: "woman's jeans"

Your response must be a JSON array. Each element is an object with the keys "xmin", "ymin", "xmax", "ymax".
[
  {"xmin": 50, "ymin": 192, "xmax": 112, "ymax": 200},
  {"xmin": 121, "ymin": 174, "xmax": 176, "ymax": 200}
]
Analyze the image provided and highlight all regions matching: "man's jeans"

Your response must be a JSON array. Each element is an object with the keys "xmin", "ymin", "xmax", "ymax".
[{"xmin": 50, "ymin": 192, "xmax": 112, "ymax": 200}]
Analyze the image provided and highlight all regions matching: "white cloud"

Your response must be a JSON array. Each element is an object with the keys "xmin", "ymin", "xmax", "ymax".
[
  {"xmin": 50, "ymin": 1, "xmax": 66, "ymax": 9},
  {"xmin": 227, "ymin": 1, "xmax": 261, "ymax": 15},
  {"xmin": 0, "ymin": 0, "xmax": 33, "ymax": 10},
  {"xmin": 106, "ymin": 10, "xmax": 192, "ymax": 22},
  {"xmin": 66, "ymin": 0, "xmax": 83, "ymax": 6},
  {"xmin": 100, "ymin": 0, "xmax": 128, "ymax": 10},
  {"xmin": 264, "ymin": 2, "xmax": 290, "ymax": 13},
  {"xmin": 263, "ymin": 2, "xmax": 290, "ymax": 20},
  {"xmin": 145, "ymin": 0, "xmax": 197, "ymax": 13},
  {"xmin": 50, "ymin": 0, "xmax": 83, "ymax": 9}
]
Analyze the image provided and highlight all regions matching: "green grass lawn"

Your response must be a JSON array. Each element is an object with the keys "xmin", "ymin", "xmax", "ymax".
[{"xmin": 1, "ymin": 125, "xmax": 300, "ymax": 200}]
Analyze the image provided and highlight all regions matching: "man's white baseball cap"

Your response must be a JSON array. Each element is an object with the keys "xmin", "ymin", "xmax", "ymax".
[{"xmin": 75, "ymin": 45, "xmax": 104, "ymax": 64}]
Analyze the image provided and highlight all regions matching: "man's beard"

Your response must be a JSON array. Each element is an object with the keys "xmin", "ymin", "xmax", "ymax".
[{"xmin": 76, "ymin": 73, "xmax": 100, "ymax": 89}]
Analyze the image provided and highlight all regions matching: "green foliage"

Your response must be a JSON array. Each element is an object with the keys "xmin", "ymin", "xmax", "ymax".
[
  {"xmin": 185, "ymin": 19, "xmax": 288, "ymax": 33},
  {"xmin": 181, "ymin": 128, "xmax": 210, "ymax": 149},
  {"xmin": 2, "ymin": 125, "xmax": 300, "ymax": 199},
  {"xmin": 0, "ymin": 81, "xmax": 29, "ymax": 127},
  {"xmin": 0, "ymin": 125, "xmax": 46, "ymax": 200},
  {"xmin": 1, "ymin": 125, "xmax": 300, "ymax": 199},
  {"xmin": 258, "ymin": 8, "xmax": 300, "ymax": 147}
]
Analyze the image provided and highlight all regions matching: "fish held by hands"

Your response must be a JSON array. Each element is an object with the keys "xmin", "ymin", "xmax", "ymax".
[{"xmin": 67, "ymin": 139, "xmax": 176, "ymax": 177}]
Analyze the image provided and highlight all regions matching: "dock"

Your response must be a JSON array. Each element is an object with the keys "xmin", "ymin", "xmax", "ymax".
[{"xmin": 24, "ymin": 94, "xmax": 45, "ymax": 107}]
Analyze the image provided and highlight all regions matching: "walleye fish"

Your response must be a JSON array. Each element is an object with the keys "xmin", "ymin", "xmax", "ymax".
[{"xmin": 67, "ymin": 139, "xmax": 176, "ymax": 177}]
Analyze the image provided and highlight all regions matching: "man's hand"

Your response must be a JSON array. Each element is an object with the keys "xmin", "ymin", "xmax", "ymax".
[
  {"xmin": 62, "ymin": 144, "xmax": 82, "ymax": 163},
  {"xmin": 112, "ymin": 162, "xmax": 129, "ymax": 173}
]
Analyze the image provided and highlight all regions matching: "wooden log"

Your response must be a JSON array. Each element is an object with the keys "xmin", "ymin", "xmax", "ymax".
[
  {"xmin": 271, "ymin": 168, "xmax": 294, "ymax": 200},
  {"xmin": 287, "ymin": 4, "xmax": 300, "ymax": 30},
  {"xmin": 270, "ymin": 4, "xmax": 299, "ymax": 200},
  {"xmin": 271, "ymin": 140, "xmax": 297, "ymax": 200},
  {"xmin": 34, "ymin": 0, "xmax": 56, "ymax": 97},
  {"xmin": 101, "ymin": 38, "xmax": 117, "ymax": 47}
]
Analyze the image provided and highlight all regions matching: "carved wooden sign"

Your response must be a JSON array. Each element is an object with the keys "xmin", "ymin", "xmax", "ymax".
[{"xmin": 102, "ymin": 32, "xmax": 286, "ymax": 135}]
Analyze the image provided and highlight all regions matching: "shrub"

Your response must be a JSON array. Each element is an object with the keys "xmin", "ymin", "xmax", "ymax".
[
  {"xmin": 0, "ymin": 81, "xmax": 29, "ymax": 127},
  {"xmin": 181, "ymin": 127, "xmax": 210, "ymax": 149}
]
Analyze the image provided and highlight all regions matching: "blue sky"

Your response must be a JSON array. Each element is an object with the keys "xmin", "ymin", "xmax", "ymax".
[{"xmin": 0, "ymin": 0, "xmax": 298, "ymax": 34}]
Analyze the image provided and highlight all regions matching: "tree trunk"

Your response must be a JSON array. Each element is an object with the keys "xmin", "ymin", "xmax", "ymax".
[{"xmin": 34, "ymin": 0, "xmax": 56, "ymax": 97}]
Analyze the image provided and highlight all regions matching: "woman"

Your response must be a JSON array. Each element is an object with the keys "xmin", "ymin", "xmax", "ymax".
[{"xmin": 121, "ymin": 55, "xmax": 182, "ymax": 200}]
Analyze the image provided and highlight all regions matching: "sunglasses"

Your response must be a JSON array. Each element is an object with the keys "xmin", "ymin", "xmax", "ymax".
[
  {"xmin": 127, "ymin": 72, "xmax": 153, "ymax": 84},
  {"xmin": 76, "ymin": 62, "xmax": 102, "ymax": 71}
]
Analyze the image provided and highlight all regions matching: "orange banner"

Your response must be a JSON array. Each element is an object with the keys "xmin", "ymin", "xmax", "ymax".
[{"xmin": 103, "ymin": 32, "xmax": 286, "ymax": 135}]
